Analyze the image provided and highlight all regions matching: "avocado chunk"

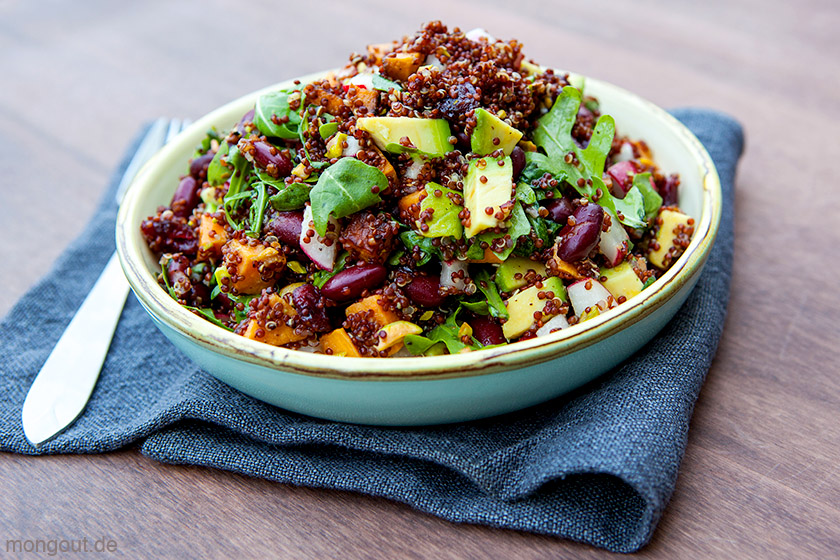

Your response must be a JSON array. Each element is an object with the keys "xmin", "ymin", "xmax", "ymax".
[
  {"xmin": 600, "ymin": 261, "xmax": 643, "ymax": 301},
  {"xmin": 357, "ymin": 116, "xmax": 454, "ymax": 158},
  {"xmin": 648, "ymin": 208, "xmax": 694, "ymax": 269},
  {"xmin": 417, "ymin": 182, "xmax": 464, "ymax": 239},
  {"xmin": 495, "ymin": 256, "xmax": 547, "ymax": 292},
  {"xmin": 463, "ymin": 155, "xmax": 514, "ymax": 238},
  {"xmin": 470, "ymin": 108, "xmax": 524, "ymax": 156},
  {"xmin": 502, "ymin": 277, "xmax": 567, "ymax": 340}
]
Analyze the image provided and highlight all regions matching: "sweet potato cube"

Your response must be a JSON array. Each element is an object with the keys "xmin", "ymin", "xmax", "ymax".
[
  {"xmin": 398, "ymin": 189, "xmax": 425, "ymax": 222},
  {"xmin": 312, "ymin": 89, "xmax": 345, "ymax": 115},
  {"xmin": 348, "ymin": 87, "xmax": 379, "ymax": 116},
  {"xmin": 198, "ymin": 214, "xmax": 228, "ymax": 259},
  {"xmin": 222, "ymin": 238, "xmax": 286, "ymax": 294},
  {"xmin": 370, "ymin": 145, "xmax": 398, "ymax": 187},
  {"xmin": 320, "ymin": 328, "xmax": 362, "ymax": 357},
  {"xmin": 241, "ymin": 294, "xmax": 307, "ymax": 347},
  {"xmin": 346, "ymin": 295, "xmax": 399, "ymax": 328},
  {"xmin": 381, "ymin": 52, "xmax": 424, "ymax": 81},
  {"xmin": 468, "ymin": 247, "xmax": 504, "ymax": 264}
]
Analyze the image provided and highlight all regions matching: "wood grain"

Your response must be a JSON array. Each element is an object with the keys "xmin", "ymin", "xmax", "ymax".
[{"xmin": 2, "ymin": 0, "xmax": 839, "ymax": 557}]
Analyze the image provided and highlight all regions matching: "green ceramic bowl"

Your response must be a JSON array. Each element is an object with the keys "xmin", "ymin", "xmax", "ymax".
[{"xmin": 116, "ymin": 71, "xmax": 721, "ymax": 425}]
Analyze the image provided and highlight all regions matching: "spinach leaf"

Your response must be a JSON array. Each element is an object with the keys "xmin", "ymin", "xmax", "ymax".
[
  {"xmin": 372, "ymin": 73, "xmax": 403, "ymax": 92},
  {"xmin": 462, "ymin": 300, "xmax": 490, "ymax": 315},
  {"xmin": 266, "ymin": 177, "xmax": 312, "ymax": 211},
  {"xmin": 254, "ymin": 89, "xmax": 302, "ymax": 140},
  {"xmin": 309, "ymin": 158, "xmax": 386, "ymax": 236}
]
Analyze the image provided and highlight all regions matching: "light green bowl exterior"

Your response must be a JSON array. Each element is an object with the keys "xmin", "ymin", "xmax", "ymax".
[{"xmin": 117, "ymin": 70, "xmax": 721, "ymax": 426}]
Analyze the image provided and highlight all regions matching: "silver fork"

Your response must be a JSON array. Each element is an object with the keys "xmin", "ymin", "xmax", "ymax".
[{"xmin": 21, "ymin": 118, "xmax": 189, "ymax": 447}]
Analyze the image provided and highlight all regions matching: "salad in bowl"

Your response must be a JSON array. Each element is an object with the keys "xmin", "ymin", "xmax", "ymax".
[{"xmin": 140, "ymin": 22, "xmax": 695, "ymax": 359}]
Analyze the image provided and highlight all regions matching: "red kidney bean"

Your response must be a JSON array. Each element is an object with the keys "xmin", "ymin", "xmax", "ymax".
[
  {"xmin": 469, "ymin": 314, "xmax": 506, "ymax": 345},
  {"xmin": 660, "ymin": 174, "xmax": 680, "ymax": 206},
  {"xmin": 439, "ymin": 82, "xmax": 479, "ymax": 121},
  {"xmin": 543, "ymin": 196, "xmax": 574, "ymax": 225},
  {"xmin": 405, "ymin": 275, "xmax": 446, "ymax": 307},
  {"xmin": 510, "ymin": 145, "xmax": 525, "ymax": 181},
  {"xmin": 235, "ymin": 109, "xmax": 255, "ymax": 137},
  {"xmin": 606, "ymin": 161, "xmax": 637, "ymax": 198},
  {"xmin": 265, "ymin": 211, "xmax": 303, "ymax": 248},
  {"xmin": 189, "ymin": 152, "xmax": 215, "ymax": 180},
  {"xmin": 321, "ymin": 263, "xmax": 387, "ymax": 302},
  {"xmin": 556, "ymin": 202, "xmax": 604, "ymax": 262},
  {"xmin": 140, "ymin": 214, "xmax": 197, "ymax": 256},
  {"xmin": 171, "ymin": 176, "xmax": 199, "ymax": 218},
  {"xmin": 252, "ymin": 139, "xmax": 292, "ymax": 178},
  {"xmin": 292, "ymin": 284, "xmax": 331, "ymax": 332}
]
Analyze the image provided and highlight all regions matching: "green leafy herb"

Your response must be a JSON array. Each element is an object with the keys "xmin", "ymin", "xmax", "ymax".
[
  {"xmin": 404, "ymin": 307, "xmax": 479, "ymax": 355},
  {"xmin": 372, "ymin": 73, "xmax": 403, "ymax": 92},
  {"xmin": 578, "ymin": 115, "xmax": 615, "ymax": 178},
  {"xmin": 476, "ymin": 201, "xmax": 531, "ymax": 261},
  {"xmin": 515, "ymin": 182, "xmax": 536, "ymax": 206},
  {"xmin": 309, "ymin": 158, "xmax": 386, "ymax": 236},
  {"xmin": 532, "ymin": 86, "xmax": 581, "ymax": 161},
  {"xmin": 207, "ymin": 141, "xmax": 231, "ymax": 187},
  {"xmin": 268, "ymin": 182, "xmax": 312, "ymax": 211},
  {"xmin": 254, "ymin": 89, "xmax": 302, "ymax": 140},
  {"xmin": 312, "ymin": 251, "xmax": 350, "ymax": 288},
  {"xmin": 399, "ymin": 230, "xmax": 440, "ymax": 266},
  {"xmin": 186, "ymin": 307, "xmax": 234, "ymax": 331},
  {"xmin": 475, "ymin": 269, "xmax": 508, "ymax": 320},
  {"xmin": 248, "ymin": 182, "xmax": 268, "ymax": 236},
  {"xmin": 633, "ymin": 172, "xmax": 663, "ymax": 219}
]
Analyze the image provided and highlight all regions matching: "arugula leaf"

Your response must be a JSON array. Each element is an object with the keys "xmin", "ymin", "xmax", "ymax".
[
  {"xmin": 309, "ymin": 158, "xmax": 386, "ymax": 236},
  {"xmin": 578, "ymin": 114, "xmax": 615, "ymax": 177},
  {"xmin": 532, "ymin": 86, "xmax": 581, "ymax": 161},
  {"xmin": 248, "ymin": 182, "xmax": 268, "ymax": 236},
  {"xmin": 372, "ymin": 73, "xmax": 403, "ymax": 92},
  {"xmin": 633, "ymin": 172, "xmax": 663, "ymax": 219},
  {"xmin": 318, "ymin": 121, "xmax": 339, "ymax": 139},
  {"xmin": 475, "ymin": 269, "xmax": 508, "ymax": 320},
  {"xmin": 597, "ymin": 181, "xmax": 647, "ymax": 230},
  {"xmin": 476, "ymin": 201, "xmax": 532, "ymax": 261},
  {"xmin": 186, "ymin": 307, "xmax": 234, "ymax": 331},
  {"xmin": 254, "ymin": 89, "xmax": 302, "ymax": 140},
  {"xmin": 462, "ymin": 300, "xmax": 490, "ymax": 315},
  {"xmin": 404, "ymin": 307, "xmax": 479, "ymax": 355},
  {"xmin": 531, "ymin": 86, "xmax": 615, "ymax": 195}
]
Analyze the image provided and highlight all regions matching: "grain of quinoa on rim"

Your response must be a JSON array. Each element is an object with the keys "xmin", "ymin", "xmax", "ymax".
[{"xmin": 141, "ymin": 21, "xmax": 694, "ymax": 358}]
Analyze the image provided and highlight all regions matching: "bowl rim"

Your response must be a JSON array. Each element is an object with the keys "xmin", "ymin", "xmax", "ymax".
[{"xmin": 116, "ymin": 70, "xmax": 721, "ymax": 382}]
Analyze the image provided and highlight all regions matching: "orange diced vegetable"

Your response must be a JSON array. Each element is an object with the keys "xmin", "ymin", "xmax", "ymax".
[
  {"xmin": 320, "ymin": 328, "xmax": 362, "ymax": 357},
  {"xmin": 468, "ymin": 247, "xmax": 504, "ymax": 264},
  {"xmin": 198, "ymin": 214, "xmax": 228, "ymax": 259},
  {"xmin": 222, "ymin": 238, "xmax": 286, "ymax": 294},
  {"xmin": 346, "ymin": 295, "xmax": 399, "ymax": 328},
  {"xmin": 398, "ymin": 189, "xmax": 425, "ymax": 222},
  {"xmin": 381, "ymin": 52, "xmax": 424, "ymax": 81},
  {"xmin": 241, "ymin": 294, "xmax": 307, "ymax": 347}
]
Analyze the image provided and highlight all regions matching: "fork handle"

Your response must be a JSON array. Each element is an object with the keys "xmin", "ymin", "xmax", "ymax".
[{"xmin": 21, "ymin": 252, "xmax": 130, "ymax": 446}]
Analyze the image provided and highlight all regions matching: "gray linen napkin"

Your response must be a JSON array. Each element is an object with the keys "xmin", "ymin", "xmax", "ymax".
[{"xmin": 0, "ymin": 109, "xmax": 743, "ymax": 552}]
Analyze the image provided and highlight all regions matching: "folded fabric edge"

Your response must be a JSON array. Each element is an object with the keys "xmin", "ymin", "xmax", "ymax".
[{"xmin": 140, "ymin": 420, "xmax": 655, "ymax": 553}]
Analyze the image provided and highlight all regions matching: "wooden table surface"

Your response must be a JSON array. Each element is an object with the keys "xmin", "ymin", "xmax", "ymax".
[{"xmin": 2, "ymin": 0, "xmax": 839, "ymax": 557}]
